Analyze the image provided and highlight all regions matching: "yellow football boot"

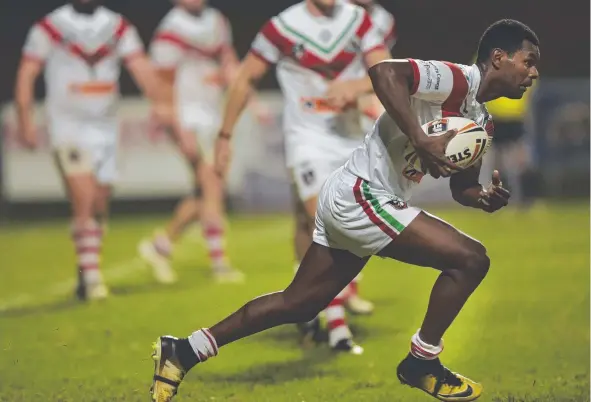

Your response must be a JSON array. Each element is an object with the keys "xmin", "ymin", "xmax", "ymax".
[
  {"xmin": 397, "ymin": 354, "xmax": 483, "ymax": 401},
  {"xmin": 150, "ymin": 336, "xmax": 188, "ymax": 402}
]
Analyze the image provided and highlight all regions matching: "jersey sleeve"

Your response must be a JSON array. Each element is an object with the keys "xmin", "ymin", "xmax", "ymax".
[
  {"xmin": 407, "ymin": 59, "xmax": 469, "ymax": 112},
  {"xmin": 22, "ymin": 22, "xmax": 55, "ymax": 62},
  {"xmin": 150, "ymin": 31, "xmax": 185, "ymax": 69},
  {"xmin": 249, "ymin": 19, "xmax": 282, "ymax": 64},
  {"xmin": 116, "ymin": 21, "xmax": 145, "ymax": 61},
  {"xmin": 358, "ymin": 11, "xmax": 387, "ymax": 55}
]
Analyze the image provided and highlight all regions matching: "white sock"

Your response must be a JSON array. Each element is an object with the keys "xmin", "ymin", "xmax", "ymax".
[
  {"xmin": 410, "ymin": 329, "xmax": 444, "ymax": 360},
  {"xmin": 188, "ymin": 328, "xmax": 218, "ymax": 362}
]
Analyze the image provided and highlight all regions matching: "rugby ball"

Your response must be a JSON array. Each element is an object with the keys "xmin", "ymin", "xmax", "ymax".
[{"xmin": 403, "ymin": 116, "xmax": 492, "ymax": 174}]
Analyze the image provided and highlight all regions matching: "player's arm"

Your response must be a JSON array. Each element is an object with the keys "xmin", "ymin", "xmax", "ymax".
[
  {"xmin": 15, "ymin": 23, "xmax": 53, "ymax": 149},
  {"xmin": 368, "ymin": 60, "xmax": 458, "ymax": 177},
  {"xmin": 449, "ymin": 162, "xmax": 485, "ymax": 208},
  {"xmin": 218, "ymin": 53, "xmax": 270, "ymax": 137},
  {"xmin": 14, "ymin": 58, "xmax": 42, "ymax": 149},
  {"xmin": 450, "ymin": 162, "xmax": 511, "ymax": 212},
  {"xmin": 118, "ymin": 23, "xmax": 175, "ymax": 126},
  {"xmin": 368, "ymin": 60, "xmax": 431, "ymax": 144},
  {"xmin": 325, "ymin": 12, "xmax": 391, "ymax": 109}
]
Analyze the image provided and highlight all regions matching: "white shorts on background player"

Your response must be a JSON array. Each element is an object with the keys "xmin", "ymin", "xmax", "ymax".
[
  {"xmin": 21, "ymin": 4, "xmax": 144, "ymax": 184},
  {"xmin": 150, "ymin": 6, "xmax": 232, "ymax": 162},
  {"xmin": 313, "ymin": 59, "xmax": 496, "ymax": 257},
  {"xmin": 249, "ymin": 2, "xmax": 387, "ymax": 202}
]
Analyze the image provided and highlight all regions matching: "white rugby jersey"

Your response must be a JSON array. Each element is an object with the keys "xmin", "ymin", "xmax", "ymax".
[
  {"xmin": 22, "ymin": 4, "xmax": 144, "ymax": 121},
  {"xmin": 250, "ymin": 1, "xmax": 387, "ymax": 165},
  {"xmin": 346, "ymin": 59, "xmax": 495, "ymax": 200},
  {"xmin": 150, "ymin": 7, "xmax": 232, "ymax": 113},
  {"xmin": 368, "ymin": 3, "xmax": 396, "ymax": 48}
]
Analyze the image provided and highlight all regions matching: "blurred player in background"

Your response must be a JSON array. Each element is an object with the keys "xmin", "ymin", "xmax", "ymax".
[
  {"xmin": 15, "ymin": 0, "xmax": 174, "ymax": 300},
  {"xmin": 213, "ymin": 0, "xmax": 391, "ymax": 353},
  {"xmin": 289, "ymin": 0, "xmax": 396, "ymax": 321},
  {"xmin": 139, "ymin": 0, "xmax": 264, "ymax": 284},
  {"xmin": 150, "ymin": 19, "xmax": 539, "ymax": 402}
]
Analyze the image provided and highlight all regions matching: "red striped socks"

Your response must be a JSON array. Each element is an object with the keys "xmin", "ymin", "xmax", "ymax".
[
  {"xmin": 326, "ymin": 285, "xmax": 352, "ymax": 347},
  {"xmin": 203, "ymin": 224, "xmax": 227, "ymax": 268},
  {"xmin": 188, "ymin": 328, "xmax": 219, "ymax": 362},
  {"xmin": 410, "ymin": 330, "xmax": 444, "ymax": 360},
  {"xmin": 72, "ymin": 222, "xmax": 103, "ymax": 283}
]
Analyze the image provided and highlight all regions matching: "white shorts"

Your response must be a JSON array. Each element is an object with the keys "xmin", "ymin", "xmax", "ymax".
[
  {"xmin": 48, "ymin": 116, "xmax": 119, "ymax": 184},
  {"xmin": 180, "ymin": 106, "xmax": 220, "ymax": 163},
  {"xmin": 291, "ymin": 156, "xmax": 348, "ymax": 202},
  {"xmin": 54, "ymin": 141, "xmax": 118, "ymax": 184},
  {"xmin": 313, "ymin": 167, "xmax": 422, "ymax": 258}
]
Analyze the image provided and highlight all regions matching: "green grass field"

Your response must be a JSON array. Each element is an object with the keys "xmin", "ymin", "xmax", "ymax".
[{"xmin": 0, "ymin": 203, "xmax": 589, "ymax": 402}]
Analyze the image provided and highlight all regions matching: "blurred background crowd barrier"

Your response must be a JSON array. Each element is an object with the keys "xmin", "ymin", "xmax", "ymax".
[{"xmin": 0, "ymin": 0, "xmax": 588, "ymax": 220}]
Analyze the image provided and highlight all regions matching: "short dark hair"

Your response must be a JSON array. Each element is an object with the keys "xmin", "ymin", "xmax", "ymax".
[{"xmin": 476, "ymin": 19, "xmax": 539, "ymax": 64}]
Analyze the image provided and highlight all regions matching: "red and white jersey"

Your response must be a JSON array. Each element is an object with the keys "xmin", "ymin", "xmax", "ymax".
[
  {"xmin": 250, "ymin": 1, "xmax": 386, "ymax": 166},
  {"xmin": 150, "ymin": 7, "xmax": 232, "ymax": 113},
  {"xmin": 368, "ymin": 3, "xmax": 397, "ymax": 48},
  {"xmin": 22, "ymin": 5, "xmax": 144, "ymax": 122},
  {"xmin": 346, "ymin": 60, "xmax": 495, "ymax": 199}
]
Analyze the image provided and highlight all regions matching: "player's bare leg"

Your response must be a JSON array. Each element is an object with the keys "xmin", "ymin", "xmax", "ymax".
[
  {"xmin": 293, "ymin": 191, "xmax": 373, "ymax": 316},
  {"xmin": 197, "ymin": 161, "xmax": 243, "ymax": 283},
  {"xmin": 378, "ymin": 212, "xmax": 488, "ymax": 401},
  {"xmin": 150, "ymin": 243, "xmax": 367, "ymax": 401},
  {"xmin": 140, "ymin": 155, "xmax": 202, "ymax": 284},
  {"xmin": 63, "ymin": 173, "xmax": 108, "ymax": 301},
  {"xmin": 290, "ymin": 190, "xmax": 322, "ymax": 345},
  {"xmin": 291, "ymin": 195, "xmax": 362, "ymax": 354},
  {"xmin": 94, "ymin": 183, "xmax": 111, "ymax": 229}
]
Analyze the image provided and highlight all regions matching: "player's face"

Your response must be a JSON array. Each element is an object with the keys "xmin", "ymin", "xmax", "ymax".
[
  {"xmin": 176, "ymin": 0, "xmax": 206, "ymax": 13},
  {"xmin": 311, "ymin": 0, "xmax": 337, "ymax": 15},
  {"xmin": 499, "ymin": 40, "xmax": 540, "ymax": 99}
]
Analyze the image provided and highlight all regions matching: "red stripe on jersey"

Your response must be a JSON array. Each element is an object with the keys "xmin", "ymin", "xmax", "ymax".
[
  {"xmin": 259, "ymin": 20, "xmax": 293, "ymax": 54},
  {"xmin": 407, "ymin": 59, "xmax": 420, "ymax": 95},
  {"xmin": 38, "ymin": 18, "xmax": 63, "ymax": 43},
  {"xmin": 355, "ymin": 11, "xmax": 373, "ymax": 38},
  {"xmin": 38, "ymin": 17, "xmax": 130, "ymax": 65},
  {"xmin": 153, "ymin": 32, "xmax": 222, "ymax": 59},
  {"xmin": 442, "ymin": 62, "xmax": 469, "ymax": 117}
]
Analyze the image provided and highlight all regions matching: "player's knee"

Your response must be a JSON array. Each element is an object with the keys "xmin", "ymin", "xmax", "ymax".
[{"xmin": 460, "ymin": 246, "xmax": 490, "ymax": 281}]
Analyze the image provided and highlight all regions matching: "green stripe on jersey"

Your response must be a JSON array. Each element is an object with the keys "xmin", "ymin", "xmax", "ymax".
[
  {"xmin": 276, "ymin": 9, "xmax": 360, "ymax": 55},
  {"xmin": 361, "ymin": 181, "xmax": 406, "ymax": 233}
]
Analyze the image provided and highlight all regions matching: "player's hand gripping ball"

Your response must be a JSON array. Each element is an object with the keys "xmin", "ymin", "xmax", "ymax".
[{"xmin": 404, "ymin": 116, "xmax": 492, "ymax": 176}]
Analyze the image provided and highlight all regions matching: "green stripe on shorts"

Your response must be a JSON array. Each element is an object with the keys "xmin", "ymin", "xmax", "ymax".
[{"xmin": 361, "ymin": 181, "xmax": 406, "ymax": 233}]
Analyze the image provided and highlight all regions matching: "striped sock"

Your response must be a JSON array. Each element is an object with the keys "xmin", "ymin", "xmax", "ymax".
[
  {"xmin": 188, "ymin": 328, "xmax": 219, "ymax": 362},
  {"xmin": 153, "ymin": 232, "xmax": 173, "ymax": 258},
  {"xmin": 410, "ymin": 329, "xmax": 444, "ymax": 360},
  {"xmin": 326, "ymin": 285, "xmax": 353, "ymax": 347},
  {"xmin": 72, "ymin": 222, "xmax": 103, "ymax": 284},
  {"xmin": 203, "ymin": 224, "xmax": 227, "ymax": 268}
]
